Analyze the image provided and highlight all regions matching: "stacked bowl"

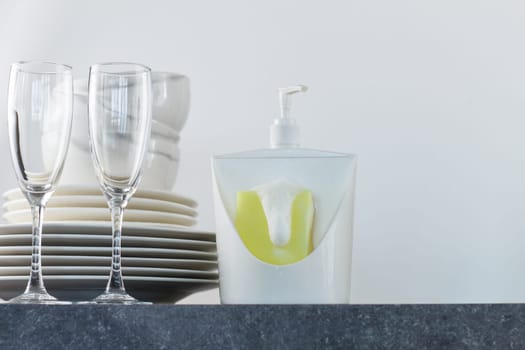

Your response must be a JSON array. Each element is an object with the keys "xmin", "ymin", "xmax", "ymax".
[
  {"xmin": 61, "ymin": 72, "xmax": 189, "ymax": 189},
  {"xmin": 0, "ymin": 72, "xmax": 218, "ymax": 303}
]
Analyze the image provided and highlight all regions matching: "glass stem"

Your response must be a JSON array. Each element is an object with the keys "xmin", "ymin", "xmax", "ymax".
[
  {"xmin": 106, "ymin": 203, "xmax": 126, "ymax": 294},
  {"xmin": 25, "ymin": 204, "xmax": 47, "ymax": 294}
]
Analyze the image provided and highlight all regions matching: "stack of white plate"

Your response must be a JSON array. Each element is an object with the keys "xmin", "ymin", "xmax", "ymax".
[
  {"xmin": 0, "ymin": 186, "xmax": 218, "ymax": 303},
  {"xmin": 2, "ymin": 185, "xmax": 199, "ymax": 226}
]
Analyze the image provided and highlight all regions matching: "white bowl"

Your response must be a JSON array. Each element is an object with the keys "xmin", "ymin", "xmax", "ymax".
[
  {"xmin": 149, "ymin": 137, "xmax": 180, "ymax": 160},
  {"xmin": 73, "ymin": 72, "xmax": 189, "ymax": 130},
  {"xmin": 60, "ymin": 143, "xmax": 98, "ymax": 186},
  {"xmin": 71, "ymin": 93, "xmax": 181, "ymax": 152},
  {"xmin": 151, "ymin": 120, "xmax": 180, "ymax": 140},
  {"xmin": 151, "ymin": 72, "xmax": 190, "ymax": 132},
  {"xmin": 71, "ymin": 126, "xmax": 180, "ymax": 158},
  {"xmin": 141, "ymin": 152, "xmax": 180, "ymax": 190},
  {"xmin": 61, "ymin": 143, "xmax": 181, "ymax": 191}
]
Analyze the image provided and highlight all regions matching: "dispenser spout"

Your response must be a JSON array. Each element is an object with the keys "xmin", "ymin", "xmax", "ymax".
[
  {"xmin": 279, "ymin": 85, "xmax": 308, "ymax": 119},
  {"xmin": 271, "ymin": 85, "xmax": 308, "ymax": 148}
]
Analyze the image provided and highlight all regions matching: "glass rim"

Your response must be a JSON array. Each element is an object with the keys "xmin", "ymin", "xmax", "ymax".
[
  {"xmin": 90, "ymin": 62, "xmax": 151, "ymax": 76},
  {"xmin": 11, "ymin": 60, "xmax": 72, "ymax": 74}
]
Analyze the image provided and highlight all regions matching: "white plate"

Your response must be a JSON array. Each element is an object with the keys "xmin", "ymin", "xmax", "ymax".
[
  {"xmin": 2, "ymin": 208, "xmax": 197, "ymax": 226},
  {"xmin": 0, "ymin": 246, "xmax": 217, "ymax": 260},
  {"xmin": 0, "ymin": 222, "xmax": 215, "ymax": 241},
  {"xmin": 0, "ymin": 275, "xmax": 217, "ymax": 303},
  {"xmin": 0, "ymin": 255, "xmax": 217, "ymax": 270},
  {"xmin": 3, "ymin": 186, "xmax": 197, "ymax": 207},
  {"xmin": 3, "ymin": 196, "xmax": 197, "ymax": 216},
  {"xmin": 0, "ymin": 234, "xmax": 216, "ymax": 252},
  {"xmin": 0, "ymin": 266, "xmax": 218, "ymax": 279},
  {"xmin": 0, "ymin": 232, "xmax": 215, "ymax": 251}
]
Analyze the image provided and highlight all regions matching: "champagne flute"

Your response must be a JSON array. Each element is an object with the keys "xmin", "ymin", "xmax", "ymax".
[
  {"xmin": 7, "ymin": 61, "xmax": 73, "ymax": 304},
  {"xmin": 88, "ymin": 62, "xmax": 152, "ymax": 304}
]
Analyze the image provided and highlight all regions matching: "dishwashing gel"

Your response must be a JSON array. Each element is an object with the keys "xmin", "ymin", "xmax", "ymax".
[{"xmin": 212, "ymin": 85, "xmax": 357, "ymax": 303}]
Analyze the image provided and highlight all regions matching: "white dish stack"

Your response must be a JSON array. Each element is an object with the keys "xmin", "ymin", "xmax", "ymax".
[
  {"xmin": 0, "ymin": 216, "xmax": 218, "ymax": 303},
  {"xmin": 2, "ymin": 186, "xmax": 199, "ymax": 226},
  {"xmin": 0, "ymin": 73, "xmax": 218, "ymax": 303},
  {"xmin": 62, "ymin": 72, "xmax": 189, "ymax": 190}
]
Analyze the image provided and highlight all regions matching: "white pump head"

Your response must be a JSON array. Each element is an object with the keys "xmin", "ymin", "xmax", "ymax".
[{"xmin": 270, "ymin": 85, "xmax": 308, "ymax": 148}]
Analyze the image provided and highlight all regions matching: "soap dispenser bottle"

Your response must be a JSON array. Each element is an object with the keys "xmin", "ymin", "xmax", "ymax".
[{"xmin": 212, "ymin": 85, "xmax": 357, "ymax": 304}]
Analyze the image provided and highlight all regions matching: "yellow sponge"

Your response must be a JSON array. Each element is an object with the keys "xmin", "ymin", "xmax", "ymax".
[{"xmin": 234, "ymin": 190, "xmax": 314, "ymax": 265}]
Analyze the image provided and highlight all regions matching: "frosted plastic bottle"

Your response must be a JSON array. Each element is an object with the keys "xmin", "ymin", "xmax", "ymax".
[{"xmin": 212, "ymin": 86, "xmax": 357, "ymax": 303}]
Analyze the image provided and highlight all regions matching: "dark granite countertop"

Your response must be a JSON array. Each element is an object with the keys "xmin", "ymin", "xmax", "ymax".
[{"xmin": 0, "ymin": 304, "xmax": 524, "ymax": 349}]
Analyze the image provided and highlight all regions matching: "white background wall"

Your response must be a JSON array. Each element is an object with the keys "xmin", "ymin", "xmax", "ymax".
[{"xmin": 1, "ymin": 0, "xmax": 525, "ymax": 304}]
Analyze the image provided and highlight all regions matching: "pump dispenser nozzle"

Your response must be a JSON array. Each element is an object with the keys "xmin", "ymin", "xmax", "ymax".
[{"xmin": 270, "ymin": 85, "xmax": 308, "ymax": 148}]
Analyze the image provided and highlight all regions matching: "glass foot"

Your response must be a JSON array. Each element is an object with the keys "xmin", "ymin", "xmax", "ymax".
[
  {"xmin": 91, "ymin": 291, "xmax": 151, "ymax": 305},
  {"xmin": 8, "ymin": 291, "xmax": 70, "ymax": 304}
]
